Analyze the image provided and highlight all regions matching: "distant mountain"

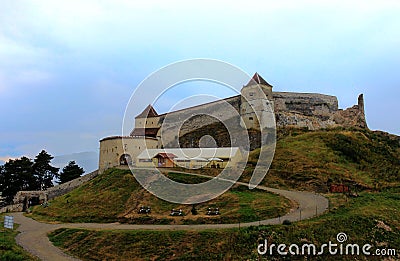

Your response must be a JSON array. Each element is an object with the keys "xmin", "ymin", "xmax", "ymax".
[{"xmin": 52, "ymin": 151, "xmax": 98, "ymax": 174}]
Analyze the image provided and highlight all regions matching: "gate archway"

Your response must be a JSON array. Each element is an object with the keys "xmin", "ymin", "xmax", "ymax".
[{"xmin": 120, "ymin": 154, "xmax": 132, "ymax": 165}]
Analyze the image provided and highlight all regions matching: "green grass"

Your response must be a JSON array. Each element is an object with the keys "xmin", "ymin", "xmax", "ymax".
[
  {"xmin": 166, "ymin": 172, "xmax": 211, "ymax": 184},
  {"xmin": 29, "ymin": 169, "xmax": 137, "ymax": 223},
  {"xmin": 0, "ymin": 214, "xmax": 39, "ymax": 261},
  {"xmin": 242, "ymin": 128, "xmax": 400, "ymax": 192},
  {"xmin": 29, "ymin": 169, "xmax": 291, "ymax": 224},
  {"xmin": 48, "ymin": 190, "xmax": 400, "ymax": 260}
]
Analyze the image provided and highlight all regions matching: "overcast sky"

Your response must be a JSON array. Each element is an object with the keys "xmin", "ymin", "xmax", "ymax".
[{"xmin": 1, "ymin": 0, "xmax": 399, "ymax": 163}]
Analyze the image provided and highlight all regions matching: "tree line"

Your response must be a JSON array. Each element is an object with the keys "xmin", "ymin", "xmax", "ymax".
[{"xmin": 0, "ymin": 150, "xmax": 84, "ymax": 204}]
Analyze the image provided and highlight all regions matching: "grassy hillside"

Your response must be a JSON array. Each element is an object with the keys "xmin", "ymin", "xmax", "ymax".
[
  {"xmin": 243, "ymin": 128, "xmax": 400, "ymax": 192},
  {"xmin": 29, "ymin": 168, "xmax": 290, "ymax": 224},
  {"xmin": 179, "ymin": 126, "xmax": 400, "ymax": 192},
  {"xmin": 48, "ymin": 189, "xmax": 400, "ymax": 260}
]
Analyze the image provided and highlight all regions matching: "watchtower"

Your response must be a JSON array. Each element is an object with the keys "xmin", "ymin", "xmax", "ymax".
[{"xmin": 240, "ymin": 73, "xmax": 274, "ymax": 130}]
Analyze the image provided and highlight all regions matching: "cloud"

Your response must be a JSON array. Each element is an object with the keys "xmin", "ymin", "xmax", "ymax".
[
  {"xmin": 0, "ymin": 0, "xmax": 399, "ymax": 165},
  {"xmin": 1, "ymin": 0, "xmax": 399, "ymax": 59},
  {"xmin": 0, "ymin": 156, "xmax": 18, "ymax": 163},
  {"xmin": 0, "ymin": 34, "xmax": 53, "ymax": 94},
  {"xmin": 0, "ymin": 34, "xmax": 50, "ymax": 65}
]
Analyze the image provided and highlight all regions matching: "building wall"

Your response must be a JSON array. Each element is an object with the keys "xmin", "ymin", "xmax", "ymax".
[
  {"xmin": 136, "ymin": 158, "xmax": 157, "ymax": 168},
  {"xmin": 156, "ymin": 96, "xmax": 241, "ymax": 148},
  {"xmin": 135, "ymin": 116, "xmax": 161, "ymax": 128},
  {"xmin": 273, "ymin": 92, "xmax": 338, "ymax": 116},
  {"xmin": 150, "ymin": 89, "xmax": 356, "ymax": 136},
  {"xmin": 135, "ymin": 158, "xmax": 230, "ymax": 169},
  {"xmin": 98, "ymin": 136, "xmax": 158, "ymax": 173},
  {"xmin": 273, "ymin": 93, "xmax": 366, "ymax": 130},
  {"xmin": 240, "ymin": 83, "xmax": 274, "ymax": 130}
]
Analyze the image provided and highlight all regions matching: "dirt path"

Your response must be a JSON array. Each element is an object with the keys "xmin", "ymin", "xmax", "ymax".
[
  {"xmin": 11, "ymin": 171, "xmax": 328, "ymax": 260},
  {"xmin": 12, "ymin": 212, "xmax": 80, "ymax": 261}
]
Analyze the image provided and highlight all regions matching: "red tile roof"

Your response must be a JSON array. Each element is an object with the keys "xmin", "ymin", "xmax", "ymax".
[
  {"xmin": 245, "ymin": 72, "xmax": 272, "ymax": 87},
  {"xmin": 99, "ymin": 136, "xmax": 134, "ymax": 142},
  {"xmin": 135, "ymin": 104, "xmax": 159, "ymax": 118},
  {"xmin": 154, "ymin": 153, "xmax": 176, "ymax": 159},
  {"xmin": 130, "ymin": 128, "xmax": 159, "ymax": 138}
]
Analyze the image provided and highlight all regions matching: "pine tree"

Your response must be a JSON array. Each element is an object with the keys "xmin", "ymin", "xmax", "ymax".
[
  {"xmin": 32, "ymin": 150, "xmax": 59, "ymax": 190},
  {"xmin": 58, "ymin": 161, "xmax": 84, "ymax": 184},
  {"xmin": 0, "ymin": 157, "xmax": 36, "ymax": 203}
]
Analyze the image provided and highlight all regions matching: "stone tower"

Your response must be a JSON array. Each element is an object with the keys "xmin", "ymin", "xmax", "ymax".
[
  {"xmin": 240, "ymin": 73, "xmax": 274, "ymax": 130},
  {"xmin": 358, "ymin": 94, "xmax": 365, "ymax": 114}
]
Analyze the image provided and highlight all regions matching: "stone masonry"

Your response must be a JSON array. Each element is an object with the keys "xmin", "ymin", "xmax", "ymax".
[{"xmin": 0, "ymin": 170, "xmax": 98, "ymax": 213}]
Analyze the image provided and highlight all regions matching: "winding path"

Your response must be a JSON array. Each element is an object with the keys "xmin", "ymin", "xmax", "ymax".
[{"xmin": 10, "ymin": 171, "xmax": 329, "ymax": 261}]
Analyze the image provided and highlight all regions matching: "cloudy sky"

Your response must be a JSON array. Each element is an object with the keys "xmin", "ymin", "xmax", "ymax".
[{"xmin": 1, "ymin": 0, "xmax": 399, "ymax": 164}]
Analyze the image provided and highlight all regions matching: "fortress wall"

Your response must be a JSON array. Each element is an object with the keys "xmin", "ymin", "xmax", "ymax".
[
  {"xmin": 0, "ymin": 170, "xmax": 101, "ymax": 213},
  {"xmin": 273, "ymin": 93, "xmax": 367, "ymax": 130},
  {"xmin": 157, "ymin": 96, "xmax": 241, "ymax": 147},
  {"xmin": 333, "ymin": 94, "xmax": 367, "ymax": 128},
  {"xmin": 155, "ymin": 91, "xmax": 364, "ymax": 139},
  {"xmin": 0, "ymin": 203, "xmax": 23, "ymax": 213},
  {"xmin": 47, "ymin": 170, "xmax": 99, "ymax": 199},
  {"xmin": 99, "ymin": 137, "xmax": 125, "ymax": 172},
  {"xmin": 272, "ymin": 92, "xmax": 341, "ymax": 130},
  {"xmin": 146, "ymin": 91, "xmax": 364, "ymax": 143},
  {"xmin": 275, "ymin": 111, "xmax": 338, "ymax": 130},
  {"xmin": 13, "ymin": 191, "xmax": 47, "ymax": 204},
  {"xmin": 273, "ymin": 92, "xmax": 339, "ymax": 116},
  {"xmin": 99, "ymin": 137, "xmax": 158, "ymax": 173}
]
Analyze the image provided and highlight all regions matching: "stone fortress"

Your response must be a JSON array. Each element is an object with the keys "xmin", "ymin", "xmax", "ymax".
[{"xmin": 98, "ymin": 73, "xmax": 367, "ymax": 173}]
